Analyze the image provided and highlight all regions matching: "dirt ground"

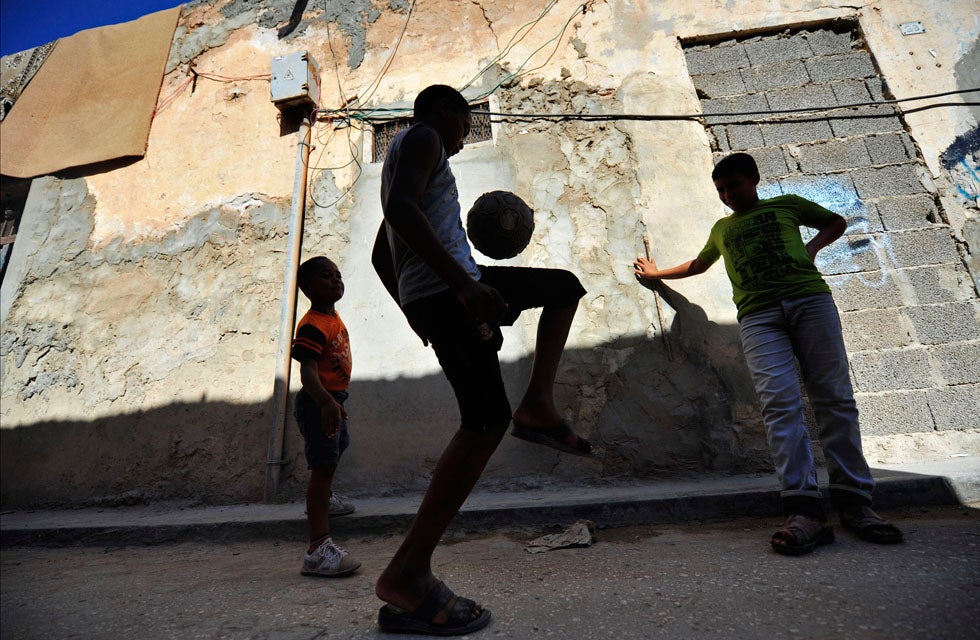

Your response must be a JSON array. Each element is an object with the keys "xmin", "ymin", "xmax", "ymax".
[{"xmin": 2, "ymin": 505, "xmax": 978, "ymax": 639}]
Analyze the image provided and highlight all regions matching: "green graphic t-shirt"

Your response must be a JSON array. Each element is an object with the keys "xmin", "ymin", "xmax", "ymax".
[{"xmin": 696, "ymin": 194, "xmax": 837, "ymax": 319}]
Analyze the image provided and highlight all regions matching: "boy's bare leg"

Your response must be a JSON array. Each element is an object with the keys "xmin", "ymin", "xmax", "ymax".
[
  {"xmin": 512, "ymin": 302, "xmax": 586, "ymax": 448},
  {"xmin": 307, "ymin": 466, "xmax": 335, "ymax": 549},
  {"xmin": 376, "ymin": 426, "xmax": 505, "ymax": 621}
]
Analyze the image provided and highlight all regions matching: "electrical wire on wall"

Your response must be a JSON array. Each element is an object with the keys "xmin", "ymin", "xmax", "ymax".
[
  {"xmin": 458, "ymin": 0, "xmax": 562, "ymax": 93},
  {"xmin": 308, "ymin": 86, "xmax": 977, "ymax": 213},
  {"xmin": 150, "ymin": 0, "xmax": 979, "ymax": 215},
  {"xmin": 305, "ymin": 0, "xmax": 427, "ymax": 209},
  {"xmin": 466, "ymin": 0, "xmax": 593, "ymax": 103},
  {"xmin": 153, "ymin": 65, "xmax": 271, "ymax": 117},
  {"xmin": 305, "ymin": 8, "xmax": 368, "ymax": 211},
  {"xmin": 346, "ymin": 0, "xmax": 416, "ymax": 116},
  {"xmin": 316, "ymin": 0, "xmax": 593, "ymax": 125},
  {"xmin": 473, "ymin": 88, "xmax": 980, "ymax": 124},
  {"xmin": 302, "ymin": 0, "xmax": 978, "ymax": 212},
  {"xmin": 307, "ymin": 0, "xmax": 596, "ymax": 208},
  {"xmin": 154, "ymin": 76, "xmax": 194, "ymax": 116},
  {"xmin": 321, "ymin": 87, "xmax": 979, "ymax": 127}
]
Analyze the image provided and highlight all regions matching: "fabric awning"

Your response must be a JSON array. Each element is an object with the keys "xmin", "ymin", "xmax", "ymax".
[{"xmin": 0, "ymin": 6, "xmax": 181, "ymax": 178}]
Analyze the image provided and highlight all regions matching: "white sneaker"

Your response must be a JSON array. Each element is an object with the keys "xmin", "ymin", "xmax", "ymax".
[
  {"xmin": 301, "ymin": 538, "xmax": 361, "ymax": 577},
  {"xmin": 329, "ymin": 493, "xmax": 355, "ymax": 516}
]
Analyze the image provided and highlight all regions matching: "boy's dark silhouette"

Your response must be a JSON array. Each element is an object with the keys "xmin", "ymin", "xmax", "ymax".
[{"xmin": 372, "ymin": 84, "xmax": 591, "ymax": 635}]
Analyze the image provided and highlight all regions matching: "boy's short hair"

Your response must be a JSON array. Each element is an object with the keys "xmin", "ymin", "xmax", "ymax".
[
  {"xmin": 712, "ymin": 152, "xmax": 760, "ymax": 181},
  {"xmin": 414, "ymin": 84, "xmax": 470, "ymax": 123},
  {"xmin": 297, "ymin": 256, "xmax": 330, "ymax": 295}
]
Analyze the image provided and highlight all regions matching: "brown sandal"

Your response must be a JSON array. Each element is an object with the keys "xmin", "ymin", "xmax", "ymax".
[
  {"xmin": 511, "ymin": 420, "xmax": 592, "ymax": 457},
  {"xmin": 377, "ymin": 581, "xmax": 491, "ymax": 636},
  {"xmin": 839, "ymin": 506, "xmax": 904, "ymax": 544},
  {"xmin": 771, "ymin": 513, "xmax": 835, "ymax": 556}
]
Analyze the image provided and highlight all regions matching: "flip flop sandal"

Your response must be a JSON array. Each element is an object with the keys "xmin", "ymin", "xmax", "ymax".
[
  {"xmin": 839, "ymin": 506, "xmax": 904, "ymax": 544},
  {"xmin": 770, "ymin": 514, "xmax": 836, "ymax": 556},
  {"xmin": 511, "ymin": 420, "xmax": 593, "ymax": 457},
  {"xmin": 377, "ymin": 581, "xmax": 491, "ymax": 636}
]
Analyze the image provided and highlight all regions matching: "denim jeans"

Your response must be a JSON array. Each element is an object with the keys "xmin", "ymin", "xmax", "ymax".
[{"xmin": 739, "ymin": 293, "xmax": 874, "ymax": 510}]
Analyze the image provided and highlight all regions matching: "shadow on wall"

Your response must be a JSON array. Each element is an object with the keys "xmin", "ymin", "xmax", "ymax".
[
  {"xmin": 0, "ymin": 287, "xmax": 772, "ymax": 510},
  {"xmin": 277, "ymin": 0, "xmax": 309, "ymax": 39},
  {"xmin": 594, "ymin": 281, "xmax": 768, "ymax": 476}
]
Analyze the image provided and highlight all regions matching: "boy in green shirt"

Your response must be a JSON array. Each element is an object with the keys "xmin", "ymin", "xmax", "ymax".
[{"xmin": 634, "ymin": 152, "xmax": 903, "ymax": 555}]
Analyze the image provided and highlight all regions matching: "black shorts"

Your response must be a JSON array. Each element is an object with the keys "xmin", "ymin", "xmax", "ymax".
[
  {"xmin": 402, "ymin": 266, "xmax": 585, "ymax": 432},
  {"xmin": 294, "ymin": 388, "xmax": 350, "ymax": 469}
]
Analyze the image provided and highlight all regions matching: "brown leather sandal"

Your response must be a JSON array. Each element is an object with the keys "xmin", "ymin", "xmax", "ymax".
[
  {"xmin": 839, "ymin": 506, "xmax": 904, "ymax": 544},
  {"xmin": 771, "ymin": 513, "xmax": 836, "ymax": 556}
]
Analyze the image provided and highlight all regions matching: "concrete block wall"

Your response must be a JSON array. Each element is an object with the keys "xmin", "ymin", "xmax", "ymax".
[{"xmin": 684, "ymin": 23, "xmax": 980, "ymax": 438}]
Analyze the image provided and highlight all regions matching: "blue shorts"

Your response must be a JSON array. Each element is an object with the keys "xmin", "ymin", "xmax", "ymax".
[
  {"xmin": 294, "ymin": 388, "xmax": 350, "ymax": 469},
  {"xmin": 402, "ymin": 266, "xmax": 585, "ymax": 432}
]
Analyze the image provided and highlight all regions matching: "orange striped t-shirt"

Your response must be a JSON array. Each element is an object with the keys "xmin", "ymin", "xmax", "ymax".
[{"xmin": 290, "ymin": 310, "xmax": 352, "ymax": 391}]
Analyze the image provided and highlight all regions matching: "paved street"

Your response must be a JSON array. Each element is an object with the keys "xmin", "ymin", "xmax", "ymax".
[{"xmin": 2, "ymin": 504, "xmax": 978, "ymax": 639}]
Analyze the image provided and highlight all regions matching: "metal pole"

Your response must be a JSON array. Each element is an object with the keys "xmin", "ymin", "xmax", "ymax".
[{"xmin": 265, "ymin": 115, "xmax": 312, "ymax": 502}]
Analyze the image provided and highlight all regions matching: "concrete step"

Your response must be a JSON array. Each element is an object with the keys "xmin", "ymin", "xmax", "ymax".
[{"xmin": 2, "ymin": 457, "xmax": 977, "ymax": 547}]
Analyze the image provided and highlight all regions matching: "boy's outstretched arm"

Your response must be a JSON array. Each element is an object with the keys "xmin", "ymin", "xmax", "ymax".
[
  {"xmin": 299, "ymin": 360, "xmax": 344, "ymax": 438},
  {"xmin": 383, "ymin": 126, "xmax": 506, "ymax": 324},
  {"xmin": 633, "ymin": 254, "xmax": 710, "ymax": 282},
  {"xmin": 804, "ymin": 214, "xmax": 847, "ymax": 261}
]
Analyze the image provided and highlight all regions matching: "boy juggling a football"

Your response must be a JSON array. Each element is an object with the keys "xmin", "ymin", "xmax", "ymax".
[{"xmin": 371, "ymin": 84, "xmax": 591, "ymax": 636}]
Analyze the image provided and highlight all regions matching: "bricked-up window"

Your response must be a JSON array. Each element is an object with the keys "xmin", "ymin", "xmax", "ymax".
[
  {"xmin": 371, "ymin": 100, "xmax": 492, "ymax": 162},
  {"xmin": 681, "ymin": 22, "xmax": 934, "ymax": 228},
  {"xmin": 682, "ymin": 23, "xmax": 979, "ymax": 438}
]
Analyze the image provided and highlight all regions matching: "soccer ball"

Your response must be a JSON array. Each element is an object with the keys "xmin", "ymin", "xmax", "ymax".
[{"xmin": 466, "ymin": 191, "xmax": 535, "ymax": 260}]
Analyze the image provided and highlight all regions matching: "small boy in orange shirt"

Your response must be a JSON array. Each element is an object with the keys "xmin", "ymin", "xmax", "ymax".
[{"xmin": 291, "ymin": 256, "xmax": 360, "ymax": 577}]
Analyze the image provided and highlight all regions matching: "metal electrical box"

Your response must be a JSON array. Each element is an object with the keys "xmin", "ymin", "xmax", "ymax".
[{"xmin": 270, "ymin": 52, "xmax": 320, "ymax": 110}]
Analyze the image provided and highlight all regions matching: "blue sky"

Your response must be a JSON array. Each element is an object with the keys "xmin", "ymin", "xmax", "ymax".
[{"xmin": 1, "ymin": 0, "xmax": 186, "ymax": 57}]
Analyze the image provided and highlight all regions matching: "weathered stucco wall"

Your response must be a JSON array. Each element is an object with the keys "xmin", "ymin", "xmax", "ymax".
[{"xmin": 1, "ymin": 0, "xmax": 977, "ymax": 507}]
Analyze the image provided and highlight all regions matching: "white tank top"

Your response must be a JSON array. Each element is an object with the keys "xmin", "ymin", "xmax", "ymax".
[{"xmin": 380, "ymin": 123, "xmax": 481, "ymax": 306}]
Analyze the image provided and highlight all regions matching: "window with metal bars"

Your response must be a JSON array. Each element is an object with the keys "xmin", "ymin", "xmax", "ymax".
[{"xmin": 371, "ymin": 100, "xmax": 492, "ymax": 162}]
